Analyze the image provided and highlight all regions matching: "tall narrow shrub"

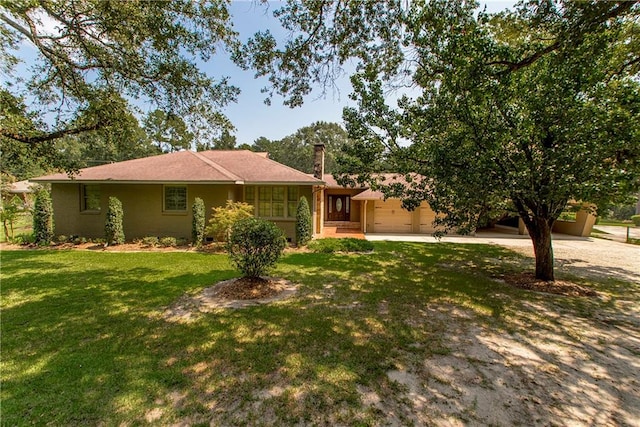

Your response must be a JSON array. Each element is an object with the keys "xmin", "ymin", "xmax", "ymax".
[
  {"xmin": 33, "ymin": 189, "xmax": 54, "ymax": 245},
  {"xmin": 295, "ymin": 196, "xmax": 312, "ymax": 246},
  {"xmin": 192, "ymin": 197, "xmax": 206, "ymax": 246},
  {"xmin": 105, "ymin": 196, "xmax": 124, "ymax": 245}
]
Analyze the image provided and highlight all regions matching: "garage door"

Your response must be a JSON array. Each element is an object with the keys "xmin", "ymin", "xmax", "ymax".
[
  {"xmin": 374, "ymin": 200, "xmax": 413, "ymax": 233},
  {"xmin": 419, "ymin": 203, "xmax": 437, "ymax": 234}
]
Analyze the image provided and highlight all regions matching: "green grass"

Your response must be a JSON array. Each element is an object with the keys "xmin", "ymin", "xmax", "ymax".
[
  {"xmin": 595, "ymin": 219, "xmax": 636, "ymax": 227},
  {"xmin": 1, "ymin": 243, "xmax": 637, "ymax": 425}
]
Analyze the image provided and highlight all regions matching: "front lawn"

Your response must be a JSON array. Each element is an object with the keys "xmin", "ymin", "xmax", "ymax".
[{"xmin": 2, "ymin": 243, "xmax": 638, "ymax": 425}]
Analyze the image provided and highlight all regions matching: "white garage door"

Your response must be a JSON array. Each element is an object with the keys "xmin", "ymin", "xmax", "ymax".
[
  {"xmin": 419, "ymin": 203, "xmax": 437, "ymax": 234},
  {"xmin": 374, "ymin": 200, "xmax": 413, "ymax": 233}
]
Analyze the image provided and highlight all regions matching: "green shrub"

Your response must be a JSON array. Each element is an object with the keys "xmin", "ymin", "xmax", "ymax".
[
  {"xmin": 105, "ymin": 196, "xmax": 125, "ymax": 245},
  {"xmin": 159, "ymin": 236, "xmax": 177, "ymax": 247},
  {"xmin": 57, "ymin": 235, "xmax": 69, "ymax": 243},
  {"xmin": 206, "ymin": 200, "xmax": 253, "ymax": 242},
  {"xmin": 191, "ymin": 197, "xmax": 206, "ymax": 246},
  {"xmin": 632, "ymin": 215, "xmax": 640, "ymax": 226},
  {"xmin": 13, "ymin": 233, "xmax": 35, "ymax": 245},
  {"xmin": 308, "ymin": 238, "xmax": 374, "ymax": 254},
  {"xmin": 32, "ymin": 189, "xmax": 54, "ymax": 245},
  {"xmin": 295, "ymin": 196, "xmax": 313, "ymax": 246},
  {"xmin": 141, "ymin": 236, "xmax": 159, "ymax": 247},
  {"xmin": 227, "ymin": 217, "xmax": 287, "ymax": 278},
  {"xmin": 1, "ymin": 195, "xmax": 22, "ymax": 241}
]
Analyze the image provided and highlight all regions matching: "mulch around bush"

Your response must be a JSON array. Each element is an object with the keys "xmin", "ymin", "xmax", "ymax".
[
  {"xmin": 214, "ymin": 276, "xmax": 284, "ymax": 300},
  {"xmin": 499, "ymin": 272, "xmax": 598, "ymax": 297}
]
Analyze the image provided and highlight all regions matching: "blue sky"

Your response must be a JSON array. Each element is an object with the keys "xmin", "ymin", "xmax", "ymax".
[{"xmin": 218, "ymin": 1, "xmax": 517, "ymax": 145}]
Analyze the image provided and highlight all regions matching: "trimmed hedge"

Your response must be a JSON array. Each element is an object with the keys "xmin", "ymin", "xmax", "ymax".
[
  {"xmin": 192, "ymin": 197, "xmax": 206, "ymax": 246},
  {"xmin": 295, "ymin": 196, "xmax": 313, "ymax": 246},
  {"xmin": 308, "ymin": 238, "xmax": 374, "ymax": 253},
  {"xmin": 632, "ymin": 215, "xmax": 640, "ymax": 226},
  {"xmin": 33, "ymin": 189, "xmax": 54, "ymax": 245},
  {"xmin": 105, "ymin": 196, "xmax": 125, "ymax": 245}
]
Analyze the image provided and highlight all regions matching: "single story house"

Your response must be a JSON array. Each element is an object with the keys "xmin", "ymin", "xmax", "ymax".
[
  {"xmin": 31, "ymin": 144, "xmax": 595, "ymax": 241},
  {"xmin": 31, "ymin": 150, "xmax": 320, "ymax": 243}
]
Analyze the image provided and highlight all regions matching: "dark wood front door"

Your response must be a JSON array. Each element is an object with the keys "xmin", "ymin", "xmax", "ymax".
[{"xmin": 327, "ymin": 195, "xmax": 349, "ymax": 221}]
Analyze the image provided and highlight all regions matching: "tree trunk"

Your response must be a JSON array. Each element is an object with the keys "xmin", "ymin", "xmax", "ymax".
[{"xmin": 525, "ymin": 218, "xmax": 555, "ymax": 281}]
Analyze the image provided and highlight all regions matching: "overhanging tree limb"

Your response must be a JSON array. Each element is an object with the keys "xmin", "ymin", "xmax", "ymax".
[{"xmin": 1, "ymin": 123, "xmax": 102, "ymax": 144}]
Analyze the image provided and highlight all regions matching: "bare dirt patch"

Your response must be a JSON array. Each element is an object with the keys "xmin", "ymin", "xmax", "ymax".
[
  {"xmin": 363, "ymin": 304, "xmax": 640, "ymax": 426},
  {"xmin": 163, "ymin": 277, "xmax": 298, "ymax": 322},
  {"xmin": 499, "ymin": 272, "xmax": 598, "ymax": 297}
]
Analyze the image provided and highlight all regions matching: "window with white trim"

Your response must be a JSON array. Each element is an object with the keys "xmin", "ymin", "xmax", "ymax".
[{"xmin": 164, "ymin": 185, "xmax": 187, "ymax": 212}]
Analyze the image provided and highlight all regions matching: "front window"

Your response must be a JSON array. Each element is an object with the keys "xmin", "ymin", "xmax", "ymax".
[
  {"xmin": 287, "ymin": 186, "xmax": 298, "ymax": 217},
  {"xmin": 164, "ymin": 186, "xmax": 187, "ymax": 211},
  {"xmin": 81, "ymin": 184, "xmax": 101, "ymax": 212},
  {"xmin": 258, "ymin": 187, "xmax": 272, "ymax": 217},
  {"xmin": 249, "ymin": 185, "xmax": 301, "ymax": 218}
]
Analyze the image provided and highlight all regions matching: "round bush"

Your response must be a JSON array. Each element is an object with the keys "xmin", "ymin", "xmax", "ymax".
[{"xmin": 227, "ymin": 217, "xmax": 287, "ymax": 278}]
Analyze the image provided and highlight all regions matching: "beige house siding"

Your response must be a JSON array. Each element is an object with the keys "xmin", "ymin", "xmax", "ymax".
[
  {"xmin": 552, "ymin": 208, "xmax": 597, "ymax": 237},
  {"xmin": 51, "ymin": 183, "xmax": 312, "ymax": 242}
]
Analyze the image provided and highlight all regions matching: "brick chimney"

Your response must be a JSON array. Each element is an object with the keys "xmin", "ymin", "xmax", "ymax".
[{"xmin": 313, "ymin": 143, "xmax": 325, "ymax": 179}]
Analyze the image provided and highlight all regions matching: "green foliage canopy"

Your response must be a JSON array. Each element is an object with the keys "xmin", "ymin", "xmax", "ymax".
[
  {"xmin": 250, "ymin": 121, "xmax": 350, "ymax": 173},
  {"xmin": 1, "ymin": 0, "xmax": 239, "ymax": 169},
  {"xmin": 240, "ymin": 0, "xmax": 640, "ymax": 281}
]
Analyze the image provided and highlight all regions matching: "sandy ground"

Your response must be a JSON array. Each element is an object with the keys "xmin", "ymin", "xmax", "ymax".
[
  {"xmin": 364, "ymin": 230, "xmax": 640, "ymax": 426},
  {"xmin": 367, "ymin": 301, "xmax": 640, "ymax": 426}
]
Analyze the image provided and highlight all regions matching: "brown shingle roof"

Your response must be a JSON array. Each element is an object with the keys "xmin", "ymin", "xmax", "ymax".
[{"xmin": 31, "ymin": 150, "xmax": 323, "ymax": 184}]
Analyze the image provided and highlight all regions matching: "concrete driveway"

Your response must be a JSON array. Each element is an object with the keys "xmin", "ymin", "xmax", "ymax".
[
  {"xmin": 366, "ymin": 230, "xmax": 640, "ymax": 283},
  {"xmin": 592, "ymin": 224, "xmax": 640, "ymax": 243}
]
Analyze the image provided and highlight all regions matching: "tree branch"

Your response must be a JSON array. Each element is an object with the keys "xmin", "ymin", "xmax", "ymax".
[
  {"xmin": 1, "ymin": 123, "xmax": 102, "ymax": 144},
  {"xmin": 487, "ymin": 1, "xmax": 638, "ymax": 75}
]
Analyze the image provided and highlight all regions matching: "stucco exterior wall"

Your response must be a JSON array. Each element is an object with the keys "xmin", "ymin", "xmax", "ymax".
[
  {"xmin": 552, "ymin": 209, "xmax": 597, "ymax": 237},
  {"xmin": 51, "ymin": 183, "xmax": 312, "ymax": 242}
]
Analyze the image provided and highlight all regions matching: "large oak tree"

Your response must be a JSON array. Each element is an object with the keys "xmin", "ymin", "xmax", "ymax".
[
  {"xmin": 1, "ymin": 0, "xmax": 239, "ymax": 169},
  {"xmin": 240, "ymin": 0, "xmax": 640, "ymax": 281}
]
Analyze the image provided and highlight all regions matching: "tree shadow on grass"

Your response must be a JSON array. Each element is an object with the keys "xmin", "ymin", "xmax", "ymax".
[
  {"xmin": 2, "ymin": 244, "xmax": 638, "ymax": 425},
  {"xmin": 1, "ymin": 250, "xmax": 237, "ymax": 425}
]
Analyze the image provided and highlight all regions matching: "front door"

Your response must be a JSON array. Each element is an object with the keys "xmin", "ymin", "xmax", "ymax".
[{"xmin": 327, "ymin": 195, "xmax": 349, "ymax": 221}]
